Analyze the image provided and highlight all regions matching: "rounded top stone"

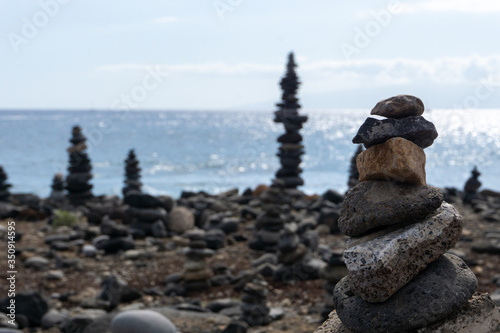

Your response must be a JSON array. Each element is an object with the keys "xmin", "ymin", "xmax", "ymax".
[{"xmin": 370, "ymin": 95, "xmax": 424, "ymax": 119}]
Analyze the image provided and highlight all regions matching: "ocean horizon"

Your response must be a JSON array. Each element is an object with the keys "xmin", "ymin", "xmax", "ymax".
[{"xmin": 1, "ymin": 109, "xmax": 499, "ymax": 198}]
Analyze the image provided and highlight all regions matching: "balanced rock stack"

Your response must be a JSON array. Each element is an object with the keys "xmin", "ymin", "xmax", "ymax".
[
  {"xmin": 123, "ymin": 149, "xmax": 142, "ymax": 197},
  {"xmin": 273, "ymin": 227, "xmax": 309, "ymax": 281},
  {"xmin": 273, "ymin": 52, "xmax": 308, "ymax": 188},
  {"xmin": 319, "ymin": 250, "xmax": 348, "ymax": 320},
  {"xmin": 180, "ymin": 232, "xmax": 215, "ymax": 292},
  {"xmin": 249, "ymin": 181, "xmax": 289, "ymax": 252},
  {"xmin": 124, "ymin": 193, "xmax": 168, "ymax": 238},
  {"xmin": 240, "ymin": 278, "xmax": 271, "ymax": 327},
  {"xmin": 347, "ymin": 145, "xmax": 363, "ymax": 189},
  {"xmin": 318, "ymin": 95, "xmax": 500, "ymax": 332},
  {"xmin": 0, "ymin": 166, "xmax": 12, "ymax": 202},
  {"xmin": 49, "ymin": 173, "xmax": 66, "ymax": 202},
  {"xmin": 463, "ymin": 166, "xmax": 482, "ymax": 204},
  {"xmin": 66, "ymin": 126, "xmax": 93, "ymax": 206}
]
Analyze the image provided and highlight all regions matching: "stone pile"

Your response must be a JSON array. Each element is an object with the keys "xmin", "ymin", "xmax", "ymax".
[
  {"xmin": 463, "ymin": 166, "xmax": 482, "ymax": 204},
  {"xmin": 49, "ymin": 173, "xmax": 66, "ymax": 202},
  {"xmin": 249, "ymin": 181, "xmax": 288, "ymax": 252},
  {"xmin": 273, "ymin": 52, "xmax": 308, "ymax": 188},
  {"xmin": 0, "ymin": 165, "xmax": 12, "ymax": 202},
  {"xmin": 319, "ymin": 250, "xmax": 348, "ymax": 320},
  {"xmin": 273, "ymin": 227, "xmax": 310, "ymax": 282},
  {"xmin": 326, "ymin": 95, "xmax": 499, "ymax": 332},
  {"xmin": 180, "ymin": 231, "xmax": 215, "ymax": 292},
  {"xmin": 240, "ymin": 278, "xmax": 271, "ymax": 327},
  {"xmin": 123, "ymin": 149, "xmax": 142, "ymax": 197},
  {"xmin": 347, "ymin": 145, "xmax": 363, "ymax": 189},
  {"xmin": 124, "ymin": 193, "xmax": 168, "ymax": 238},
  {"xmin": 65, "ymin": 126, "xmax": 93, "ymax": 205}
]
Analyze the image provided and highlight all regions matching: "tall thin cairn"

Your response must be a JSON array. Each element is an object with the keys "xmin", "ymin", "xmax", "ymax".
[
  {"xmin": 317, "ymin": 95, "xmax": 500, "ymax": 332},
  {"xmin": 273, "ymin": 52, "xmax": 307, "ymax": 188},
  {"xmin": 66, "ymin": 126, "xmax": 93, "ymax": 205},
  {"xmin": 0, "ymin": 166, "xmax": 12, "ymax": 202},
  {"xmin": 123, "ymin": 149, "xmax": 142, "ymax": 197}
]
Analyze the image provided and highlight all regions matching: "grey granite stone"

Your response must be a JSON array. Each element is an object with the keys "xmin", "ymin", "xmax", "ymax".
[
  {"xmin": 332, "ymin": 254, "xmax": 477, "ymax": 332},
  {"xmin": 338, "ymin": 181, "xmax": 443, "ymax": 237},
  {"xmin": 344, "ymin": 202, "xmax": 463, "ymax": 302}
]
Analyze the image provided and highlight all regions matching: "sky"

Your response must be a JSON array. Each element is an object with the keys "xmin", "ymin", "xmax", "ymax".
[{"xmin": 1, "ymin": 0, "xmax": 500, "ymax": 111}]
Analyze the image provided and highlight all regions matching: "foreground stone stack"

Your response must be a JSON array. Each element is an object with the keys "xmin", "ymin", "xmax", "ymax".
[
  {"xmin": 249, "ymin": 182, "xmax": 288, "ymax": 252},
  {"xmin": 65, "ymin": 126, "xmax": 93, "ymax": 205},
  {"xmin": 123, "ymin": 149, "xmax": 142, "ymax": 197},
  {"xmin": 240, "ymin": 278, "xmax": 271, "ymax": 326},
  {"xmin": 326, "ymin": 95, "xmax": 499, "ymax": 332},
  {"xmin": 124, "ymin": 193, "xmax": 168, "ymax": 238},
  {"xmin": 0, "ymin": 166, "xmax": 12, "ymax": 202},
  {"xmin": 273, "ymin": 52, "xmax": 308, "ymax": 188}
]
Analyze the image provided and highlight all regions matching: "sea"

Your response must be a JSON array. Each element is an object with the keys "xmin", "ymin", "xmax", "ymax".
[{"xmin": 0, "ymin": 109, "xmax": 499, "ymax": 198}]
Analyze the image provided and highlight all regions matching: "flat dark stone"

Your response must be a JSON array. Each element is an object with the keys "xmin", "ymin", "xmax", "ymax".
[
  {"xmin": 371, "ymin": 95, "xmax": 424, "ymax": 118},
  {"xmin": 352, "ymin": 116, "xmax": 438, "ymax": 149},
  {"xmin": 338, "ymin": 181, "xmax": 444, "ymax": 237},
  {"xmin": 333, "ymin": 254, "xmax": 478, "ymax": 333}
]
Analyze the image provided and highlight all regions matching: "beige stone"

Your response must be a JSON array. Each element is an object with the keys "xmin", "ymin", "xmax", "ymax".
[
  {"xmin": 182, "ymin": 268, "xmax": 213, "ymax": 281},
  {"xmin": 357, "ymin": 137, "xmax": 426, "ymax": 185}
]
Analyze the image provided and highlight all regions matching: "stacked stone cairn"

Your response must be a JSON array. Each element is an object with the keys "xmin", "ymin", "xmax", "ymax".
[
  {"xmin": 249, "ymin": 181, "xmax": 289, "ymax": 252},
  {"xmin": 0, "ymin": 166, "xmax": 12, "ymax": 202},
  {"xmin": 319, "ymin": 250, "xmax": 348, "ymax": 320},
  {"xmin": 272, "ymin": 225, "xmax": 310, "ymax": 282},
  {"xmin": 347, "ymin": 145, "xmax": 363, "ymax": 189},
  {"xmin": 124, "ymin": 192, "xmax": 168, "ymax": 238},
  {"xmin": 240, "ymin": 278, "xmax": 271, "ymax": 326},
  {"xmin": 65, "ymin": 126, "xmax": 93, "ymax": 205},
  {"xmin": 463, "ymin": 166, "xmax": 482, "ymax": 204},
  {"xmin": 49, "ymin": 173, "xmax": 66, "ymax": 202},
  {"xmin": 273, "ymin": 52, "xmax": 308, "ymax": 188},
  {"xmin": 180, "ymin": 231, "xmax": 215, "ymax": 292},
  {"xmin": 326, "ymin": 95, "xmax": 498, "ymax": 332},
  {"xmin": 123, "ymin": 149, "xmax": 142, "ymax": 197}
]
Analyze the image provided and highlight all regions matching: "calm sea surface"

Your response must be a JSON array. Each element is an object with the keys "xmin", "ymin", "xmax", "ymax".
[{"xmin": 0, "ymin": 109, "xmax": 499, "ymax": 198}]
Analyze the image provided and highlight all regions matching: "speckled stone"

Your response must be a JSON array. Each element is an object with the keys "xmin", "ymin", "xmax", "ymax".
[
  {"xmin": 316, "ymin": 293, "xmax": 498, "ymax": 333},
  {"xmin": 338, "ymin": 181, "xmax": 443, "ymax": 237},
  {"xmin": 370, "ymin": 95, "xmax": 425, "ymax": 119},
  {"xmin": 352, "ymin": 116, "xmax": 438, "ymax": 149},
  {"xmin": 333, "ymin": 254, "xmax": 477, "ymax": 333},
  {"xmin": 344, "ymin": 202, "xmax": 463, "ymax": 303},
  {"xmin": 357, "ymin": 137, "xmax": 427, "ymax": 185}
]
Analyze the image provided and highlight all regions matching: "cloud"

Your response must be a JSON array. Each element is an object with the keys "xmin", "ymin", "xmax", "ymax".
[
  {"xmin": 400, "ymin": 0, "xmax": 500, "ymax": 13},
  {"xmin": 110, "ymin": 16, "xmax": 179, "ymax": 31},
  {"xmin": 95, "ymin": 55, "xmax": 500, "ymax": 88}
]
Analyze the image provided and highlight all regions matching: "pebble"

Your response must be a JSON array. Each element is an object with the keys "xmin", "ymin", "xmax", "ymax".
[
  {"xmin": 110, "ymin": 310, "xmax": 177, "ymax": 333},
  {"xmin": 370, "ymin": 94, "xmax": 425, "ymax": 118}
]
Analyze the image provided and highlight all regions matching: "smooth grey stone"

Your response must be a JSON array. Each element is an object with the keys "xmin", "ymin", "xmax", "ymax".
[
  {"xmin": 333, "ymin": 254, "xmax": 477, "ymax": 333},
  {"xmin": 110, "ymin": 310, "xmax": 176, "ymax": 333},
  {"xmin": 339, "ymin": 181, "xmax": 444, "ymax": 237},
  {"xmin": 344, "ymin": 202, "xmax": 463, "ymax": 302},
  {"xmin": 41, "ymin": 310, "xmax": 68, "ymax": 329},
  {"xmin": 352, "ymin": 116, "xmax": 438, "ymax": 149},
  {"xmin": 24, "ymin": 256, "xmax": 49, "ymax": 271}
]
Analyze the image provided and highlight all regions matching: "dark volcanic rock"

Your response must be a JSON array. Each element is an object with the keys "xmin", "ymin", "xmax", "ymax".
[
  {"xmin": 0, "ymin": 292, "xmax": 49, "ymax": 327},
  {"xmin": 370, "ymin": 94, "xmax": 425, "ymax": 119},
  {"xmin": 0, "ymin": 166, "xmax": 12, "ymax": 202},
  {"xmin": 338, "ymin": 181, "xmax": 444, "ymax": 237},
  {"xmin": 124, "ymin": 193, "xmax": 163, "ymax": 209},
  {"xmin": 333, "ymin": 254, "xmax": 478, "ymax": 333},
  {"xmin": 352, "ymin": 116, "xmax": 438, "ymax": 149}
]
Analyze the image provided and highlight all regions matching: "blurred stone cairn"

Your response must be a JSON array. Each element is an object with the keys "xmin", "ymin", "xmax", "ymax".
[
  {"xmin": 273, "ymin": 51, "xmax": 308, "ymax": 189},
  {"xmin": 0, "ymin": 165, "xmax": 12, "ymax": 202},
  {"xmin": 463, "ymin": 166, "xmax": 482, "ymax": 204},
  {"xmin": 347, "ymin": 145, "xmax": 363, "ymax": 190},
  {"xmin": 122, "ymin": 149, "xmax": 142, "ymax": 197},
  {"xmin": 65, "ymin": 126, "xmax": 93, "ymax": 206},
  {"xmin": 49, "ymin": 173, "xmax": 66, "ymax": 203},
  {"xmin": 316, "ymin": 95, "xmax": 500, "ymax": 332}
]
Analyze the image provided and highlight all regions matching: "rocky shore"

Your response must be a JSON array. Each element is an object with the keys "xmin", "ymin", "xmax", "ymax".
[{"xmin": 0, "ymin": 184, "xmax": 500, "ymax": 333}]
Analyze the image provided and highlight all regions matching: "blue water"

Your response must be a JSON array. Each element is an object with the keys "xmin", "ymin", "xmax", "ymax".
[{"xmin": 0, "ymin": 109, "xmax": 499, "ymax": 198}]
